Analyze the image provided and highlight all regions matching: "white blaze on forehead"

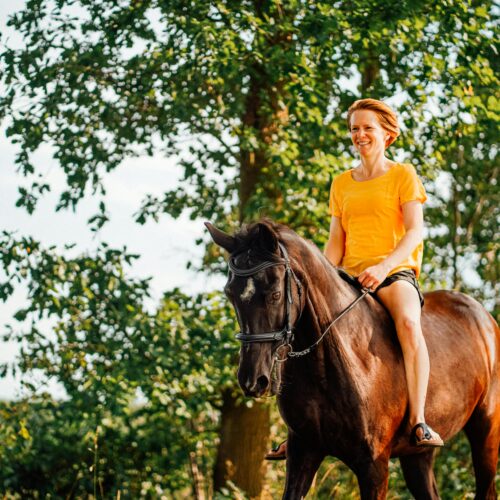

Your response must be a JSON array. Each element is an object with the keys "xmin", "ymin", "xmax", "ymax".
[{"xmin": 240, "ymin": 277, "xmax": 256, "ymax": 302}]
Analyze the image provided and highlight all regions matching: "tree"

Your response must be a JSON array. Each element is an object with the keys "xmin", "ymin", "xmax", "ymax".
[
  {"xmin": 1, "ymin": 0, "xmax": 497, "ymax": 496},
  {"xmin": 0, "ymin": 232, "xmax": 244, "ymax": 496}
]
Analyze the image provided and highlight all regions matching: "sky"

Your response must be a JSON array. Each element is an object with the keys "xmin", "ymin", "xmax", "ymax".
[{"xmin": 0, "ymin": 0, "xmax": 225, "ymax": 400}]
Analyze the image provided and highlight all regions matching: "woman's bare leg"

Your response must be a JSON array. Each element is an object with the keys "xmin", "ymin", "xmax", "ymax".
[{"xmin": 376, "ymin": 281, "xmax": 439, "ymax": 437}]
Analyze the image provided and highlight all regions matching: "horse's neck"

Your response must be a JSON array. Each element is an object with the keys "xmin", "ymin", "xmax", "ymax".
[
  {"xmin": 285, "ymin": 232, "xmax": 381, "ymax": 353},
  {"xmin": 301, "ymin": 264, "xmax": 360, "ymax": 351},
  {"xmin": 307, "ymin": 258, "xmax": 360, "ymax": 319},
  {"xmin": 292, "ymin": 255, "xmax": 377, "ymax": 393}
]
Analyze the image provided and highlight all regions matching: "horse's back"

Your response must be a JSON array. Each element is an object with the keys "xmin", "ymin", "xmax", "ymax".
[
  {"xmin": 422, "ymin": 290, "xmax": 499, "ymax": 360},
  {"xmin": 420, "ymin": 290, "xmax": 500, "ymax": 436}
]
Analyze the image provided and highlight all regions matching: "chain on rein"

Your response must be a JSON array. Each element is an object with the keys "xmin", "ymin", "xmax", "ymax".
[{"xmin": 228, "ymin": 242, "xmax": 370, "ymax": 366}]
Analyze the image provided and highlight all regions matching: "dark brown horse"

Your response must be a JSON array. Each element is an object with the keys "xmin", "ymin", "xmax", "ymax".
[{"xmin": 206, "ymin": 219, "xmax": 500, "ymax": 499}]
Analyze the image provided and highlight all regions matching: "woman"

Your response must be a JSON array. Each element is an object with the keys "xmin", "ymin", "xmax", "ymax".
[{"xmin": 266, "ymin": 98, "xmax": 443, "ymax": 461}]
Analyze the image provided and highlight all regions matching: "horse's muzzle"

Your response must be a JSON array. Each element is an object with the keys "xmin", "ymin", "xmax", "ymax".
[
  {"xmin": 238, "ymin": 343, "xmax": 275, "ymax": 397},
  {"xmin": 239, "ymin": 373, "xmax": 270, "ymax": 397}
]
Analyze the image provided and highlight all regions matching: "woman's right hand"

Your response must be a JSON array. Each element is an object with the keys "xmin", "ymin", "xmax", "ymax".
[{"xmin": 357, "ymin": 262, "xmax": 391, "ymax": 290}]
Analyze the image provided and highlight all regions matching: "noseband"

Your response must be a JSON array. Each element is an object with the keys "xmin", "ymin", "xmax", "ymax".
[{"xmin": 229, "ymin": 242, "xmax": 302, "ymax": 345}]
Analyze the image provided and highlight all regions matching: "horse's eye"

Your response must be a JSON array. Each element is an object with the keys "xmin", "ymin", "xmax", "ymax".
[{"xmin": 271, "ymin": 291, "xmax": 281, "ymax": 301}]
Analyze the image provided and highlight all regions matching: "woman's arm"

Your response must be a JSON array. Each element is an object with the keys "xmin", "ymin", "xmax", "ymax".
[
  {"xmin": 324, "ymin": 216, "xmax": 345, "ymax": 266},
  {"xmin": 357, "ymin": 200, "xmax": 423, "ymax": 289}
]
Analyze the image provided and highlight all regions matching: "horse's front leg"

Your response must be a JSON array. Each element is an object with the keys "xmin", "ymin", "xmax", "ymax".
[
  {"xmin": 354, "ymin": 456, "xmax": 390, "ymax": 500},
  {"xmin": 282, "ymin": 433, "xmax": 324, "ymax": 500}
]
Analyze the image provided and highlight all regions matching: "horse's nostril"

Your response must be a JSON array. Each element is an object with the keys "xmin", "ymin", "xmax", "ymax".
[
  {"xmin": 239, "ymin": 372, "xmax": 271, "ymax": 397},
  {"xmin": 256, "ymin": 375, "xmax": 269, "ymax": 392}
]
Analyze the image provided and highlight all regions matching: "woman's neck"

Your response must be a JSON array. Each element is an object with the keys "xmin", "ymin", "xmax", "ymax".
[{"xmin": 356, "ymin": 155, "xmax": 394, "ymax": 179}]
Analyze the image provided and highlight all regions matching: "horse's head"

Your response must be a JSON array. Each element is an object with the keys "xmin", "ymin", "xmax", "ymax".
[{"xmin": 206, "ymin": 220, "xmax": 304, "ymax": 397}]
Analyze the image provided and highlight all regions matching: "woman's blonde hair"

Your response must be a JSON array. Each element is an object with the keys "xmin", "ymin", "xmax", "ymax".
[{"xmin": 347, "ymin": 98, "xmax": 400, "ymax": 147}]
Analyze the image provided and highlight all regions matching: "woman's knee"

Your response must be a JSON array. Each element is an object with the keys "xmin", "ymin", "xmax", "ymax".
[{"xmin": 395, "ymin": 315, "xmax": 423, "ymax": 352}]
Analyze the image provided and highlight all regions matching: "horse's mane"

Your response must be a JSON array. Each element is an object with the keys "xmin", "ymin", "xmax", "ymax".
[
  {"xmin": 231, "ymin": 217, "xmax": 290, "ymax": 258},
  {"xmin": 231, "ymin": 217, "xmax": 354, "ymax": 288},
  {"xmin": 233, "ymin": 218, "xmax": 334, "ymax": 269}
]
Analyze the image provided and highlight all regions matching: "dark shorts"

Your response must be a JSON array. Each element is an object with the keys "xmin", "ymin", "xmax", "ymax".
[{"xmin": 375, "ymin": 270, "xmax": 424, "ymax": 307}]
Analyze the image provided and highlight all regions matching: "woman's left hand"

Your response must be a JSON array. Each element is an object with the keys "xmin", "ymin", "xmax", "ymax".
[{"xmin": 357, "ymin": 263, "xmax": 390, "ymax": 291}]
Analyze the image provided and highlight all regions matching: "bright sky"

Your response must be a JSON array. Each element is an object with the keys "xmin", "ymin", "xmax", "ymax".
[{"xmin": 0, "ymin": 0, "xmax": 225, "ymax": 400}]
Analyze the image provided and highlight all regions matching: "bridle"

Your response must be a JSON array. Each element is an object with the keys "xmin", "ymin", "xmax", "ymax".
[
  {"xmin": 229, "ymin": 242, "xmax": 303, "ymax": 346},
  {"xmin": 228, "ymin": 242, "xmax": 370, "ymax": 362}
]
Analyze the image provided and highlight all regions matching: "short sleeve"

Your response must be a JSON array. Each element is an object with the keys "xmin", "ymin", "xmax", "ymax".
[
  {"xmin": 399, "ymin": 164, "xmax": 427, "ymax": 205},
  {"xmin": 329, "ymin": 177, "xmax": 342, "ymax": 217}
]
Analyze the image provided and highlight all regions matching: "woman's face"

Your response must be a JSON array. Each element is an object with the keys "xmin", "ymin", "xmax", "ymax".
[{"xmin": 350, "ymin": 109, "xmax": 391, "ymax": 158}]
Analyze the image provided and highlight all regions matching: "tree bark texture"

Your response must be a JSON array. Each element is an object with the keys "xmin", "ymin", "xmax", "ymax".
[
  {"xmin": 213, "ymin": 393, "xmax": 271, "ymax": 498},
  {"xmin": 360, "ymin": 49, "xmax": 380, "ymax": 93}
]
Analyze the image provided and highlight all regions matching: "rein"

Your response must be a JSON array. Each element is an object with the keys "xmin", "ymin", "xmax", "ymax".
[
  {"xmin": 228, "ymin": 242, "xmax": 370, "ymax": 362},
  {"xmin": 282, "ymin": 288, "xmax": 369, "ymax": 361}
]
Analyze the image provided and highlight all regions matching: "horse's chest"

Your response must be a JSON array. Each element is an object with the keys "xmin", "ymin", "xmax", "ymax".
[{"xmin": 278, "ymin": 390, "xmax": 354, "ymax": 438}]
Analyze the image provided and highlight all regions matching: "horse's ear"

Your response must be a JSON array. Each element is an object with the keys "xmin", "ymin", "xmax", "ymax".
[
  {"xmin": 205, "ymin": 222, "xmax": 237, "ymax": 253},
  {"xmin": 254, "ymin": 222, "xmax": 279, "ymax": 253}
]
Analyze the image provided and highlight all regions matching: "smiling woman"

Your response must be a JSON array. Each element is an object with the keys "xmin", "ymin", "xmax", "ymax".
[{"xmin": 327, "ymin": 98, "xmax": 441, "ymax": 446}]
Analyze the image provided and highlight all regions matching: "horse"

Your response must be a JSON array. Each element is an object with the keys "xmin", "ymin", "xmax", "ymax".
[{"xmin": 206, "ymin": 219, "xmax": 500, "ymax": 499}]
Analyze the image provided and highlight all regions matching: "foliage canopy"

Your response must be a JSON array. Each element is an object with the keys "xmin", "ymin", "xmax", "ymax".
[{"xmin": 0, "ymin": 0, "xmax": 498, "ymax": 496}]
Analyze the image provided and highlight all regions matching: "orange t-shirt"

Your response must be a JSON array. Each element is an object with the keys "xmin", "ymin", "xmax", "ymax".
[{"xmin": 329, "ymin": 163, "xmax": 427, "ymax": 278}]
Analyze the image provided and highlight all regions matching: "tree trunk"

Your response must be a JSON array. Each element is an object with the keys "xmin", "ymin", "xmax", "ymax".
[
  {"xmin": 360, "ymin": 49, "xmax": 380, "ymax": 93},
  {"xmin": 238, "ymin": 1, "xmax": 291, "ymax": 223},
  {"xmin": 213, "ymin": 392, "xmax": 270, "ymax": 497},
  {"xmin": 215, "ymin": 3, "xmax": 293, "ymax": 497},
  {"xmin": 452, "ymin": 142, "xmax": 465, "ymax": 290}
]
